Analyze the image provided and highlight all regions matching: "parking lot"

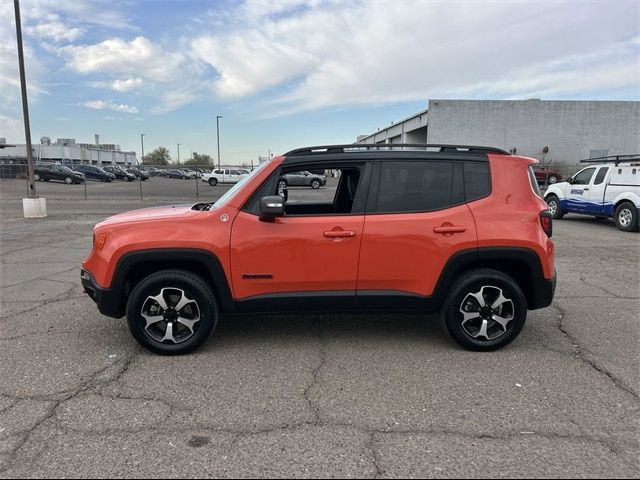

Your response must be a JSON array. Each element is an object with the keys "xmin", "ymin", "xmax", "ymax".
[{"xmin": 0, "ymin": 178, "xmax": 638, "ymax": 478}]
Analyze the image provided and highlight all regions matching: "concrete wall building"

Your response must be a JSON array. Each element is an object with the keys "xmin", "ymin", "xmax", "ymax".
[
  {"xmin": 356, "ymin": 99, "xmax": 640, "ymax": 166},
  {"xmin": 0, "ymin": 135, "xmax": 137, "ymax": 166}
]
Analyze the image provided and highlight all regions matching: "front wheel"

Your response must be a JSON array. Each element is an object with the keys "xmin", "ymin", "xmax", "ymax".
[
  {"xmin": 126, "ymin": 270, "xmax": 218, "ymax": 355},
  {"xmin": 34, "ymin": 173, "xmax": 41, "ymax": 181},
  {"xmin": 545, "ymin": 195, "xmax": 564, "ymax": 219},
  {"xmin": 64, "ymin": 177, "xmax": 73, "ymax": 184},
  {"xmin": 208, "ymin": 178, "xmax": 218, "ymax": 186},
  {"xmin": 443, "ymin": 269, "xmax": 527, "ymax": 351},
  {"xmin": 310, "ymin": 179, "xmax": 321, "ymax": 189},
  {"xmin": 547, "ymin": 175, "xmax": 558, "ymax": 184},
  {"xmin": 614, "ymin": 202, "xmax": 639, "ymax": 232},
  {"xmin": 278, "ymin": 179, "xmax": 287, "ymax": 190}
]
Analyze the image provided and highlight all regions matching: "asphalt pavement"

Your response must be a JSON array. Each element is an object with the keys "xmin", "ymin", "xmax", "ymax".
[{"xmin": 0, "ymin": 178, "xmax": 638, "ymax": 478}]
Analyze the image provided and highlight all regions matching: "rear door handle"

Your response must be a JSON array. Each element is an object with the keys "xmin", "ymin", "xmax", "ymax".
[
  {"xmin": 323, "ymin": 230, "xmax": 356, "ymax": 238},
  {"xmin": 433, "ymin": 225, "xmax": 467, "ymax": 234}
]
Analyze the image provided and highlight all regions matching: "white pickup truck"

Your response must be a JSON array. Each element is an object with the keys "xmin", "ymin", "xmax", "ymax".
[
  {"xmin": 544, "ymin": 157, "xmax": 640, "ymax": 232},
  {"xmin": 201, "ymin": 168, "xmax": 248, "ymax": 186}
]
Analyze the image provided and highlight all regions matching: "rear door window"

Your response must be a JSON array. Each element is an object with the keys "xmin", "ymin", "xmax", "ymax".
[
  {"xmin": 372, "ymin": 160, "xmax": 462, "ymax": 213},
  {"xmin": 594, "ymin": 167, "xmax": 609, "ymax": 185}
]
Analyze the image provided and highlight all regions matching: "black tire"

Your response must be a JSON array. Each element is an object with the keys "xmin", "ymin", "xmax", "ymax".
[
  {"xmin": 34, "ymin": 173, "xmax": 41, "ymax": 181},
  {"xmin": 310, "ymin": 179, "xmax": 321, "ymax": 189},
  {"xmin": 443, "ymin": 268, "xmax": 527, "ymax": 351},
  {"xmin": 126, "ymin": 269, "xmax": 218, "ymax": 355},
  {"xmin": 614, "ymin": 201, "xmax": 639, "ymax": 232},
  {"xmin": 166, "ymin": 174, "xmax": 171, "ymax": 178},
  {"xmin": 547, "ymin": 175, "xmax": 558, "ymax": 184},
  {"xmin": 64, "ymin": 177, "xmax": 73, "ymax": 184},
  {"xmin": 545, "ymin": 195, "xmax": 564, "ymax": 219},
  {"xmin": 278, "ymin": 179, "xmax": 287, "ymax": 189},
  {"xmin": 208, "ymin": 178, "xmax": 218, "ymax": 186}
]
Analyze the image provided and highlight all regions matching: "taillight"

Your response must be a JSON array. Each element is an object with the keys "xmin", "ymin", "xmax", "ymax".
[{"xmin": 540, "ymin": 210, "xmax": 552, "ymax": 237}]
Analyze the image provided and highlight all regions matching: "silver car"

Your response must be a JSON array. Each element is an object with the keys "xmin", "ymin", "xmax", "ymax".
[{"xmin": 278, "ymin": 171, "xmax": 327, "ymax": 189}]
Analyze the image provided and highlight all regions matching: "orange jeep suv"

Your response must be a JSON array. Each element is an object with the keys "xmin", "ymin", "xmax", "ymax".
[{"xmin": 81, "ymin": 144, "xmax": 556, "ymax": 355}]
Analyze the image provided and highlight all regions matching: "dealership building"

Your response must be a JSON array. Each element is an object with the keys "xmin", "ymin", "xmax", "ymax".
[
  {"xmin": 356, "ymin": 99, "xmax": 640, "ymax": 166},
  {"xmin": 0, "ymin": 135, "xmax": 137, "ymax": 166}
]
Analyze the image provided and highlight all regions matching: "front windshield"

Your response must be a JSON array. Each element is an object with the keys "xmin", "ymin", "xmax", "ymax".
[{"xmin": 212, "ymin": 162, "xmax": 270, "ymax": 209}]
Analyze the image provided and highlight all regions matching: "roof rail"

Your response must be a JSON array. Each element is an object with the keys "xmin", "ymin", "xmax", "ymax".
[
  {"xmin": 284, "ymin": 144, "xmax": 510, "ymax": 156},
  {"xmin": 579, "ymin": 154, "xmax": 640, "ymax": 166}
]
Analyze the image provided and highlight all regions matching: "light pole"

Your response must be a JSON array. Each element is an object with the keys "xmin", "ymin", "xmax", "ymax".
[
  {"xmin": 216, "ymin": 115, "xmax": 222, "ymax": 170},
  {"xmin": 14, "ymin": 0, "xmax": 45, "ymax": 217},
  {"xmin": 177, "ymin": 143, "xmax": 181, "ymax": 166},
  {"xmin": 137, "ymin": 133, "xmax": 145, "ymax": 200}
]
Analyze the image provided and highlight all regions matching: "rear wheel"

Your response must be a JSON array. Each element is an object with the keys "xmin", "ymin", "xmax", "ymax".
[
  {"xmin": 278, "ymin": 179, "xmax": 287, "ymax": 189},
  {"xmin": 545, "ymin": 195, "xmax": 564, "ymax": 219},
  {"xmin": 126, "ymin": 270, "xmax": 218, "ymax": 355},
  {"xmin": 614, "ymin": 202, "xmax": 639, "ymax": 232},
  {"xmin": 443, "ymin": 269, "xmax": 527, "ymax": 351},
  {"xmin": 547, "ymin": 175, "xmax": 558, "ymax": 184},
  {"xmin": 208, "ymin": 178, "xmax": 218, "ymax": 186}
]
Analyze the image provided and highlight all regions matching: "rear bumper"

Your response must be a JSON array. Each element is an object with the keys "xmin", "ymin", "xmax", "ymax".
[
  {"xmin": 81, "ymin": 269, "xmax": 126, "ymax": 318},
  {"xmin": 529, "ymin": 270, "xmax": 557, "ymax": 310}
]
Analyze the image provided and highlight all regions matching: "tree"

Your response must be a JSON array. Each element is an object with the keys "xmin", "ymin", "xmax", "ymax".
[
  {"xmin": 142, "ymin": 147, "xmax": 171, "ymax": 165},
  {"xmin": 185, "ymin": 152, "xmax": 213, "ymax": 166}
]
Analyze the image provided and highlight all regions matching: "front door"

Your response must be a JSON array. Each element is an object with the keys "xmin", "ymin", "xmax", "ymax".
[
  {"xmin": 564, "ymin": 167, "xmax": 597, "ymax": 213},
  {"xmin": 229, "ymin": 162, "xmax": 368, "ymax": 311}
]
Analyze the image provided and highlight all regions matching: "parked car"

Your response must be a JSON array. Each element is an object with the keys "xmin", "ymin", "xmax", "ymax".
[
  {"xmin": 82, "ymin": 143, "xmax": 556, "ymax": 355},
  {"xmin": 179, "ymin": 169, "xmax": 198, "ymax": 179},
  {"xmin": 532, "ymin": 164, "xmax": 562, "ymax": 184},
  {"xmin": 545, "ymin": 158, "xmax": 640, "ymax": 232},
  {"xmin": 103, "ymin": 165, "xmax": 136, "ymax": 182},
  {"xmin": 165, "ymin": 169, "xmax": 190, "ymax": 179},
  {"xmin": 34, "ymin": 164, "xmax": 84, "ymax": 184},
  {"xmin": 127, "ymin": 167, "xmax": 149, "ymax": 181},
  {"xmin": 278, "ymin": 170, "xmax": 327, "ymax": 189},
  {"xmin": 74, "ymin": 165, "xmax": 115, "ymax": 182},
  {"xmin": 201, "ymin": 168, "xmax": 248, "ymax": 186}
]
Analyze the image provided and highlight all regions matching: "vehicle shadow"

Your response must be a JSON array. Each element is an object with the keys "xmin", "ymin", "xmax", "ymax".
[{"xmin": 210, "ymin": 312, "xmax": 452, "ymax": 348}]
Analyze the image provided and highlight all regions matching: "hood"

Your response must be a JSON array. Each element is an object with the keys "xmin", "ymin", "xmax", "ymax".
[{"xmin": 98, "ymin": 204, "xmax": 197, "ymax": 228}]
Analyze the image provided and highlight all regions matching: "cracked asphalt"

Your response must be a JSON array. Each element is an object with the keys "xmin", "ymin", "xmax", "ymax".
[{"xmin": 0, "ymin": 179, "xmax": 639, "ymax": 478}]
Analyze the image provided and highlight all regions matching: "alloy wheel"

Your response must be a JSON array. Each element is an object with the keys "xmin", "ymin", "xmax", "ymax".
[
  {"xmin": 141, "ymin": 287, "xmax": 200, "ymax": 344},
  {"xmin": 459, "ymin": 285, "xmax": 514, "ymax": 341}
]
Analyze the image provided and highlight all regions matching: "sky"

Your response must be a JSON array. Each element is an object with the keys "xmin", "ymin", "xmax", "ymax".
[{"xmin": 0, "ymin": 0, "xmax": 639, "ymax": 164}]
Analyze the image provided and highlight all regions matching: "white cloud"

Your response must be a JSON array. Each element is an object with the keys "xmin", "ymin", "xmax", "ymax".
[
  {"xmin": 111, "ymin": 78, "xmax": 144, "ymax": 92},
  {"xmin": 82, "ymin": 100, "xmax": 138, "ymax": 113},
  {"xmin": 191, "ymin": 0, "xmax": 640, "ymax": 114},
  {"xmin": 62, "ymin": 37, "xmax": 182, "ymax": 82},
  {"xmin": 25, "ymin": 14, "xmax": 84, "ymax": 43}
]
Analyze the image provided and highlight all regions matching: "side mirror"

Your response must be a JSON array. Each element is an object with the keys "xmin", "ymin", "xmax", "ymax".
[{"xmin": 260, "ymin": 195, "xmax": 285, "ymax": 220}]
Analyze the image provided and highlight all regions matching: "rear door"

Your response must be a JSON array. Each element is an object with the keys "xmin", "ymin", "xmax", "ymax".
[{"xmin": 356, "ymin": 159, "xmax": 477, "ymax": 308}]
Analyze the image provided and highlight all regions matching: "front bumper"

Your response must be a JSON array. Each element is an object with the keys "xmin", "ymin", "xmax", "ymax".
[{"xmin": 81, "ymin": 269, "xmax": 126, "ymax": 318}]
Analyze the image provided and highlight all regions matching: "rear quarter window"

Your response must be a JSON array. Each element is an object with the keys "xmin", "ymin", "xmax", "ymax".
[
  {"xmin": 528, "ymin": 166, "xmax": 542, "ymax": 197},
  {"xmin": 464, "ymin": 162, "xmax": 491, "ymax": 201}
]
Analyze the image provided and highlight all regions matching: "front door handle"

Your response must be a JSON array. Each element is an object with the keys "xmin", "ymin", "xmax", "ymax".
[
  {"xmin": 323, "ymin": 230, "xmax": 356, "ymax": 238},
  {"xmin": 433, "ymin": 225, "xmax": 467, "ymax": 234}
]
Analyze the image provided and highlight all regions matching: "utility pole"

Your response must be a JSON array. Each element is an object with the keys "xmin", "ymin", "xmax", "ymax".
[
  {"xmin": 138, "ymin": 133, "xmax": 145, "ymax": 200},
  {"xmin": 14, "ymin": 0, "xmax": 41, "ymax": 215},
  {"xmin": 216, "ymin": 115, "xmax": 222, "ymax": 170},
  {"xmin": 177, "ymin": 143, "xmax": 181, "ymax": 165}
]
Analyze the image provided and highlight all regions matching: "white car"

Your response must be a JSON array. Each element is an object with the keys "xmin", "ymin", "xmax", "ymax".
[
  {"xmin": 544, "ymin": 157, "xmax": 640, "ymax": 232},
  {"xmin": 201, "ymin": 168, "xmax": 248, "ymax": 186}
]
